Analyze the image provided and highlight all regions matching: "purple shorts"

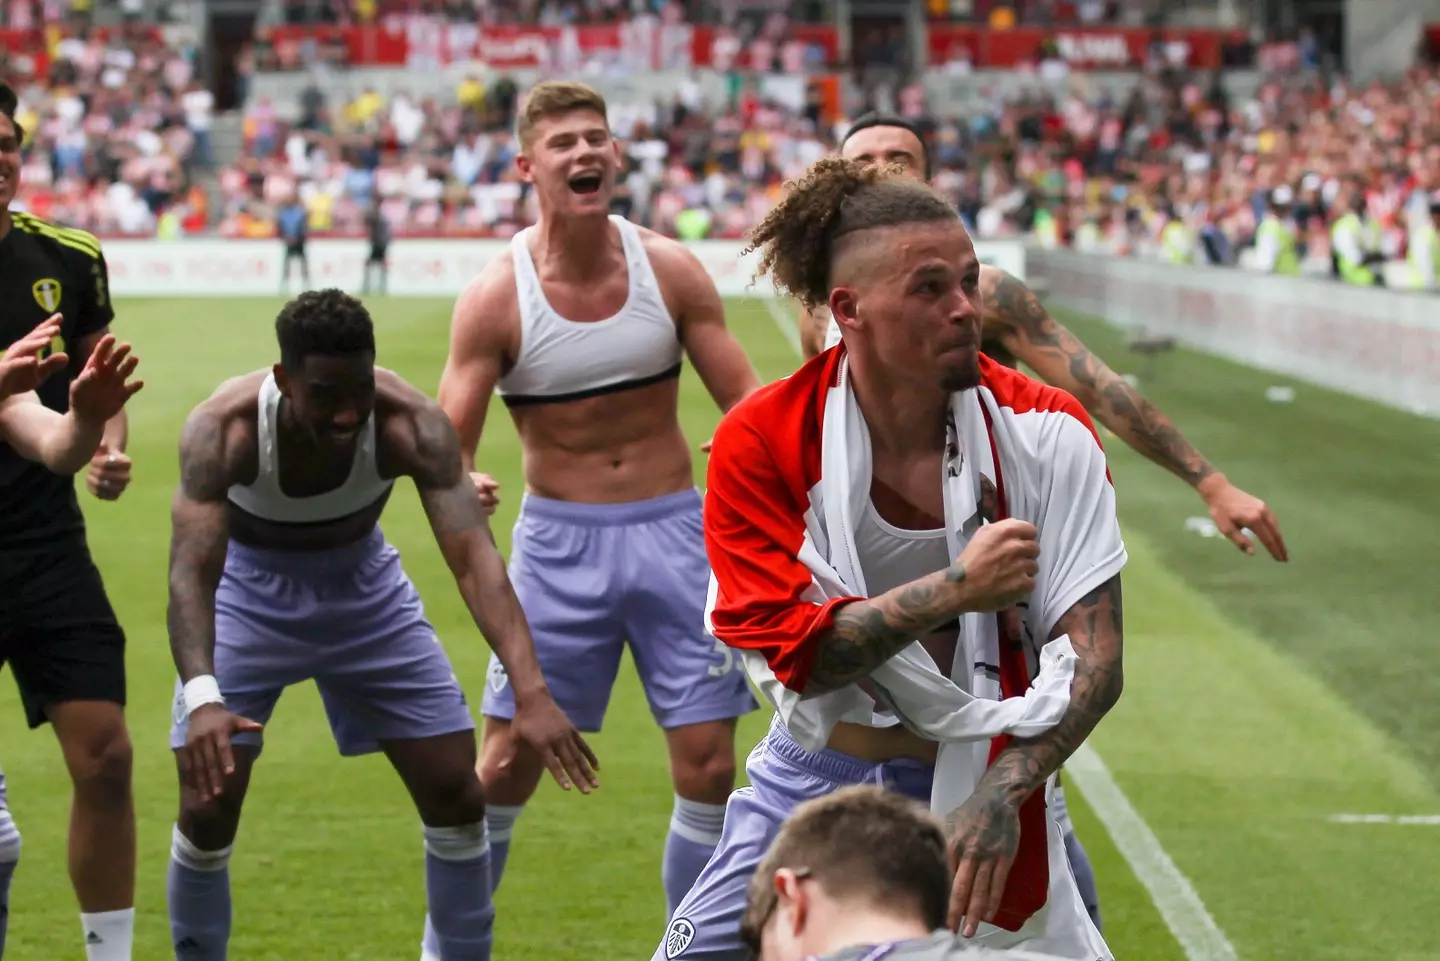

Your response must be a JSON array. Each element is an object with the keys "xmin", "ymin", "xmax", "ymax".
[
  {"xmin": 168, "ymin": 527, "xmax": 475, "ymax": 757},
  {"xmin": 654, "ymin": 718, "xmax": 934, "ymax": 961},
  {"xmin": 481, "ymin": 489, "xmax": 757, "ymax": 733}
]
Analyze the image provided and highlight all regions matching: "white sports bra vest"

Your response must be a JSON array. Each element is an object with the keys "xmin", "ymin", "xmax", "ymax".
[
  {"xmin": 496, "ymin": 215, "xmax": 683, "ymax": 407},
  {"xmin": 854, "ymin": 500, "xmax": 953, "ymax": 598},
  {"xmin": 226, "ymin": 372, "xmax": 394, "ymax": 524}
]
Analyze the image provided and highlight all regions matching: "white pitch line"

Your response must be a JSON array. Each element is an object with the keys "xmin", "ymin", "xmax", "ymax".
[
  {"xmin": 759, "ymin": 298, "xmax": 1233, "ymax": 957},
  {"xmin": 760, "ymin": 296, "xmax": 802, "ymax": 357},
  {"xmin": 1327, "ymin": 813, "xmax": 1440, "ymax": 825},
  {"xmin": 1066, "ymin": 744, "xmax": 1239, "ymax": 961}
]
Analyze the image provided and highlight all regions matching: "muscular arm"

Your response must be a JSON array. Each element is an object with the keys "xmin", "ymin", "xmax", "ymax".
[
  {"xmin": 987, "ymin": 270, "xmax": 1216, "ymax": 488},
  {"xmin": 804, "ymin": 566, "xmax": 968, "ymax": 696},
  {"xmin": 408, "ymin": 402, "xmax": 549, "ymax": 704},
  {"xmin": 969, "ymin": 576, "xmax": 1124, "ymax": 808},
  {"xmin": 672, "ymin": 248, "xmax": 762, "ymax": 412},
  {"xmin": 798, "ymin": 303, "xmax": 830, "ymax": 360},
  {"xmin": 167, "ymin": 408, "xmax": 233, "ymax": 682},
  {"xmin": 0, "ymin": 390, "xmax": 107, "ymax": 474},
  {"xmin": 437, "ymin": 275, "xmax": 508, "ymax": 474}
]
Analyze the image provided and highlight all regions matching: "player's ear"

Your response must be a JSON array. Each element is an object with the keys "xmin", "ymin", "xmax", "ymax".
[
  {"xmin": 773, "ymin": 868, "xmax": 809, "ymax": 937},
  {"xmin": 515, "ymin": 150, "xmax": 534, "ymax": 184},
  {"xmin": 272, "ymin": 363, "xmax": 290, "ymax": 395},
  {"xmin": 829, "ymin": 287, "xmax": 860, "ymax": 332}
]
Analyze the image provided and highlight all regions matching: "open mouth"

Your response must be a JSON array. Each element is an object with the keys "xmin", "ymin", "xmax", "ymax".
[{"xmin": 568, "ymin": 172, "xmax": 603, "ymax": 195}]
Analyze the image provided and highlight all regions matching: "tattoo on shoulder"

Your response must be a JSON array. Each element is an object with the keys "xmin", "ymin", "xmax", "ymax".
[
  {"xmin": 178, "ymin": 410, "xmax": 232, "ymax": 501},
  {"xmin": 410, "ymin": 405, "xmax": 465, "ymax": 489},
  {"xmin": 986, "ymin": 271, "xmax": 1055, "ymax": 343}
]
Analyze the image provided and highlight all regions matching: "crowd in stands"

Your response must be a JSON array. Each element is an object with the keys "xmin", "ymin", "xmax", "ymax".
[
  {"xmin": 4, "ymin": 23, "xmax": 213, "ymax": 236},
  {"xmin": 8, "ymin": 3, "xmax": 1440, "ymax": 290}
]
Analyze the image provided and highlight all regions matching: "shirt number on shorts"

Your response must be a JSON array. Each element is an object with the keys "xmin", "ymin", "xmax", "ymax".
[{"xmin": 707, "ymin": 638, "xmax": 735, "ymax": 677}]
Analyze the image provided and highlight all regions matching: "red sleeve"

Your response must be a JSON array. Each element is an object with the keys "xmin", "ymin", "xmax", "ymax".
[{"xmin": 703, "ymin": 403, "xmax": 861, "ymax": 693}]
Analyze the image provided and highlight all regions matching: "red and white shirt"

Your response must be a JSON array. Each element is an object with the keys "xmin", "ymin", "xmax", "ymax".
[
  {"xmin": 704, "ymin": 349, "xmax": 1125, "ymax": 705},
  {"xmin": 703, "ymin": 348, "xmax": 1123, "ymax": 953}
]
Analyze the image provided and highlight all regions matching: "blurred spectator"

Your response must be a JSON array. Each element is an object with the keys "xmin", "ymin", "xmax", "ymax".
[{"xmin": 6, "ymin": 23, "xmax": 201, "ymax": 235}]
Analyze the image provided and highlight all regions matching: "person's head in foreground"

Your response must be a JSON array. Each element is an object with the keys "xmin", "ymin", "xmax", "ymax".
[
  {"xmin": 274, "ymin": 288, "xmax": 377, "ymax": 451},
  {"xmin": 840, "ymin": 113, "xmax": 931, "ymax": 183},
  {"xmin": 739, "ymin": 785, "xmax": 950, "ymax": 961},
  {"xmin": 514, "ymin": 79, "xmax": 619, "ymax": 220},
  {"xmin": 746, "ymin": 157, "xmax": 983, "ymax": 392}
]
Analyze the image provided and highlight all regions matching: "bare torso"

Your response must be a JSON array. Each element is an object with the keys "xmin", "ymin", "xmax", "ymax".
[
  {"xmin": 491, "ymin": 223, "xmax": 695, "ymax": 504},
  {"xmin": 206, "ymin": 369, "xmax": 419, "ymax": 552}
]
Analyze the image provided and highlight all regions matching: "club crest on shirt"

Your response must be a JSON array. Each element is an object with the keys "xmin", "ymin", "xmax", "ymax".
[
  {"xmin": 487, "ymin": 659, "xmax": 509, "ymax": 694},
  {"xmin": 32, "ymin": 278, "xmax": 61, "ymax": 313},
  {"xmin": 664, "ymin": 917, "xmax": 695, "ymax": 958}
]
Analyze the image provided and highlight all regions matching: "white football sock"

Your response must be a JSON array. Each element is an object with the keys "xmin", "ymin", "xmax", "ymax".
[{"xmin": 82, "ymin": 907, "xmax": 134, "ymax": 961}]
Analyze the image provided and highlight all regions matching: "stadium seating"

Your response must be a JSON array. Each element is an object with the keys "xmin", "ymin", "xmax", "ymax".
[{"xmin": 8, "ymin": 4, "xmax": 1438, "ymax": 281}]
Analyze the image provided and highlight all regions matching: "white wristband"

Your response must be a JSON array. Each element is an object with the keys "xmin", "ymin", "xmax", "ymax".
[{"xmin": 182, "ymin": 675, "xmax": 225, "ymax": 716}]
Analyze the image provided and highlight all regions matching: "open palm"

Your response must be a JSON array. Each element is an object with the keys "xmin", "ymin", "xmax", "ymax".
[{"xmin": 69, "ymin": 335, "xmax": 143, "ymax": 424}]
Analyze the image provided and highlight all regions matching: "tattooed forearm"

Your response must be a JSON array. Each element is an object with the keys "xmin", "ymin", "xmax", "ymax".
[
  {"xmin": 167, "ymin": 413, "xmax": 233, "ymax": 682},
  {"xmin": 807, "ymin": 564, "xmax": 968, "ymax": 695},
  {"xmin": 986, "ymin": 269, "xmax": 1216, "ymax": 487},
  {"xmin": 975, "ymin": 576, "xmax": 1124, "ymax": 806}
]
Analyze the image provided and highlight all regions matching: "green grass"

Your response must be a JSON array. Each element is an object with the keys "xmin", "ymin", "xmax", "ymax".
[{"xmin": 0, "ymin": 296, "xmax": 1435, "ymax": 959}]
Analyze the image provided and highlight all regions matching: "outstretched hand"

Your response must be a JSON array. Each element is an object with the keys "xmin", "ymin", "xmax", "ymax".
[
  {"xmin": 1201, "ymin": 477, "xmax": 1288, "ymax": 561},
  {"xmin": 0, "ymin": 314, "xmax": 67, "ymax": 400},
  {"xmin": 512, "ymin": 693, "xmax": 600, "ymax": 794},
  {"xmin": 70, "ymin": 334, "xmax": 143, "ymax": 426}
]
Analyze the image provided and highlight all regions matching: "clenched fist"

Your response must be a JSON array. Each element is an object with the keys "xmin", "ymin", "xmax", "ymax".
[
  {"xmin": 469, "ymin": 471, "xmax": 500, "ymax": 515},
  {"xmin": 953, "ymin": 518, "xmax": 1039, "ymax": 612}
]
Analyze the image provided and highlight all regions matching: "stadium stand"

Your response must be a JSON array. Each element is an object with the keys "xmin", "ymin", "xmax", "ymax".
[{"xmin": 6, "ymin": 1, "xmax": 1436, "ymax": 285}]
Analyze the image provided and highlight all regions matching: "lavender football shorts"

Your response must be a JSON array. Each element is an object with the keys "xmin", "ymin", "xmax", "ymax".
[
  {"xmin": 653, "ymin": 717, "xmax": 936, "ymax": 960},
  {"xmin": 168, "ymin": 527, "xmax": 475, "ymax": 757},
  {"xmin": 481, "ymin": 489, "xmax": 757, "ymax": 732}
]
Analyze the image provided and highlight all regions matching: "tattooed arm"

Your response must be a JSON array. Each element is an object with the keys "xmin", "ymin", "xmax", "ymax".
[
  {"xmin": 167, "ymin": 405, "xmax": 235, "ymax": 683},
  {"xmin": 405, "ymin": 400, "xmax": 599, "ymax": 791},
  {"xmin": 805, "ymin": 518, "xmax": 1040, "ymax": 696},
  {"xmin": 943, "ymin": 577, "xmax": 1124, "ymax": 935},
  {"xmin": 985, "ymin": 268, "xmax": 1288, "ymax": 561},
  {"xmin": 985, "ymin": 267, "xmax": 1214, "ymax": 484}
]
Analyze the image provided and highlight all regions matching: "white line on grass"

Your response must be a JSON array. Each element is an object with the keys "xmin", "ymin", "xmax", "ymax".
[
  {"xmin": 1327, "ymin": 813, "xmax": 1440, "ymax": 825},
  {"xmin": 760, "ymin": 295, "xmax": 802, "ymax": 357},
  {"xmin": 1066, "ymin": 744, "xmax": 1239, "ymax": 961},
  {"xmin": 760, "ymin": 304, "xmax": 1233, "ymax": 958}
]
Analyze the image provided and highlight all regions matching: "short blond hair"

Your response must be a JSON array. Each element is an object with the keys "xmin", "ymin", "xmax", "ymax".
[{"xmin": 516, "ymin": 81, "xmax": 609, "ymax": 147}]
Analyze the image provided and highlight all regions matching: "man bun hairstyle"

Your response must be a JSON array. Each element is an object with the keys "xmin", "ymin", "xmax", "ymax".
[{"xmin": 744, "ymin": 157, "xmax": 959, "ymax": 310}]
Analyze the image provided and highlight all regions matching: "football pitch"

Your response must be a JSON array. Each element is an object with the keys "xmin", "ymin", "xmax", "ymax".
[{"xmin": 3, "ymin": 294, "xmax": 1439, "ymax": 960}]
